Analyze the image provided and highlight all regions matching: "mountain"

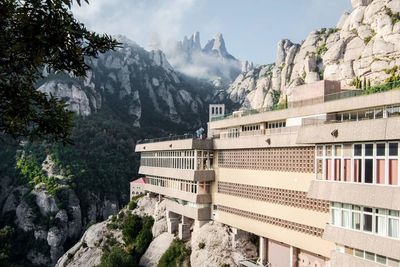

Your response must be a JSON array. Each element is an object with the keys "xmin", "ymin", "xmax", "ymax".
[
  {"xmin": 38, "ymin": 35, "xmax": 213, "ymax": 131},
  {"xmin": 0, "ymin": 36, "xmax": 218, "ymax": 267},
  {"xmin": 228, "ymin": 0, "xmax": 400, "ymax": 109},
  {"xmin": 167, "ymin": 32, "xmax": 242, "ymax": 87}
]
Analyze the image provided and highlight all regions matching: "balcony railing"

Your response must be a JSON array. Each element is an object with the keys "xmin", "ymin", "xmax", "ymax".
[
  {"xmin": 137, "ymin": 134, "xmax": 196, "ymax": 144},
  {"xmin": 218, "ymin": 126, "xmax": 299, "ymax": 139},
  {"xmin": 210, "ymin": 81, "xmax": 400, "ymax": 122}
]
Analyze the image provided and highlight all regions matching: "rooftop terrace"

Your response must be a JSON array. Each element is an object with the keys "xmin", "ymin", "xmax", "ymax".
[{"xmin": 210, "ymin": 81, "xmax": 400, "ymax": 122}]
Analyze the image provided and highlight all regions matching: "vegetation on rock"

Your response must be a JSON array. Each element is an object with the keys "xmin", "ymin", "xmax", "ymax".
[{"xmin": 158, "ymin": 239, "xmax": 191, "ymax": 267}]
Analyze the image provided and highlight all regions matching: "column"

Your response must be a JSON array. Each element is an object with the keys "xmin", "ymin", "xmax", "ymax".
[
  {"xmin": 178, "ymin": 216, "xmax": 192, "ymax": 240},
  {"xmin": 166, "ymin": 211, "xmax": 180, "ymax": 234},
  {"xmin": 194, "ymin": 220, "xmax": 208, "ymax": 230},
  {"xmin": 259, "ymin": 236, "xmax": 268, "ymax": 265}
]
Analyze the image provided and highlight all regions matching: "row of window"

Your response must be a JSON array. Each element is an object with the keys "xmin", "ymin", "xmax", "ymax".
[
  {"xmin": 331, "ymin": 202, "xmax": 400, "ymax": 239},
  {"xmin": 145, "ymin": 176, "xmax": 210, "ymax": 194},
  {"xmin": 336, "ymin": 245, "xmax": 400, "ymax": 266},
  {"xmin": 242, "ymin": 124, "xmax": 260, "ymax": 132},
  {"xmin": 335, "ymin": 104, "xmax": 400, "ymax": 122},
  {"xmin": 140, "ymin": 150, "xmax": 213, "ymax": 170},
  {"xmin": 267, "ymin": 120, "xmax": 286, "ymax": 129},
  {"xmin": 316, "ymin": 143, "xmax": 400, "ymax": 185}
]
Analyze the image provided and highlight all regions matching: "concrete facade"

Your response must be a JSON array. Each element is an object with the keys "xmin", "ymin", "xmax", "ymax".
[
  {"xmin": 323, "ymin": 224, "xmax": 400, "ymax": 260},
  {"xmin": 308, "ymin": 180, "xmax": 400, "ymax": 210},
  {"xmin": 135, "ymin": 82, "xmax": 400, "ymax": 266}
]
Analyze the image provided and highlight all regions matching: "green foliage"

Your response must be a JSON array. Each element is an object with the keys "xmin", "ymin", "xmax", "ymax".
[
  {"xmin": 198, "ymin": 242, "xmax": 205, "ymax": 249},
  {"xmin": 128, "ymin": 194, "xmax": 143, "ymax": 210},
  {"xmin": 99, "ymin": 245, "xmax": 136, "ymax": 267},
  {"xmin": 271, "ymin": 90, "xmax": 281, "ymax": 108},
  {"xmin": 220, "ymin": 264, "xmax": 230, "ymax": 267},
  {"xmin": 384, "ymin": 6, "xmax": 400, "ymax": 25},
  {"xmin": 0, "ymin": 226, "xmax": 14, "ymax": 266},
  {"xmin": 351, "ymin": 28, "xmax": 358, "ymax": 36},
  {"xmin": 16, "ymin": 153, "xmax": 61, "ymax": 195},
  {"xmin": 48, "ymin": 111, "xmax": 157, "ymax": 208},
  {"xmin": 364, "ymin": 36, "xmax": 372, "ymax": 45},
  {"xmin": 351, "ymin": 77, "xmax": 363, "ymax": 89},
  {"xmin": 316, "ymin": 43, "xmax": 328, "ymax": 56},
  {"xmin": 158, "ymin": 239, "xmax": 190, "ymax": 267},
  {"xmin": 0, "ymin": 0, "xmax": 118, "ymax": 143},
  {"xmin": 384, "ymin": 66, "xmax": 400, "ymax": 83},
  {"xmin": 122, "ymin": 214, "xmax": 143, "ymax": 244},
  {"xmin": 103, "ymin": 213, "xmax": 153, "ymax": 266}
]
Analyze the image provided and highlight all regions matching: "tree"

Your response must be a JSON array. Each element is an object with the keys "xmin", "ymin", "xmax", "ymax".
[{"xmin": 0, "ymin": 0, "xmax": 119, "ymax": 143}]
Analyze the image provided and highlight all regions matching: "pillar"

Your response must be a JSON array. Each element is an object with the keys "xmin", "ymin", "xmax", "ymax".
[
  {"xmin": 259, "ymin": 236, "xmax": 268, "ymax": 265},
  {"xmin": 231, "ymin": 228, "xmax": 246, "ymax": 248},
  {"xmin": 166, "ymin": 211, "xmax": 180, "ymax": 234},
  {"xmin": 194, "ymin": 220, "xmax": 208, "ymax": 230},
  {"xmin": 178, "ymin": 216, "xmax": 192, "ymax": 240}
]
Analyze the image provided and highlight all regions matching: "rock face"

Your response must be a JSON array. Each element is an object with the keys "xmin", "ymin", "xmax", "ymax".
[
  {"xmin": 229, "ymin": 0, "xmax": 400, "ymax": 110},
  {"xmin": 168, "ymin": 32, "xmax": 242, "ymax": 87},
  {"xmin": 139, "ymin": 232, "xmax": 174, "ymax": 267},
  {"xmin": 56, "ymin": 195, "xmax": 167, "ymax": 267},
  {"xmin": 190, "ymin": 221, "xmax": 258, "ymax": 267},
  {"xmin": 39, "ymin": 35, "xmax": 210, "ymax": 129}
]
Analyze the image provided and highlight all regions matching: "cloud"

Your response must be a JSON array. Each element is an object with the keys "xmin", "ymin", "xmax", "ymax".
[{"xmin": 72, "ymin": 0, "xmax": 202, "ymax": 50}]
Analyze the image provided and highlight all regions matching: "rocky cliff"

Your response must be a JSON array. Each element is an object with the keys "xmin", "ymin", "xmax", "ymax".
[
  {"xmin": 56, "ymin": 195, "xmax": 257, "ymax": 267},
  {"xmin": 228, "ymin": 0, "xmax": 400, "ymax": 109},
  {"xmin": 168, "ymin": 32, "xmax": 242, "ymax": 87},
  {"xmin": 38, "ymin": 35, "xmax": 213, "ymax": 130}
]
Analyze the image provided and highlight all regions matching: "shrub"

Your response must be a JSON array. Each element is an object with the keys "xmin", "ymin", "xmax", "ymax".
[
  {"xmin": 128, "ymin": 200, "xmax": 137, "ymax": 210},
  {"xmin": 158, "ymin": 239, "xmax": 190, "ymax": 267},
  {"xmin": 364, "ymin": 36, "xmax": 372, "ymax": 45},
  {"xmin": 198, "ymin": 242, "xmax": 205, "ymax": 249},
  {"xmin": 99, "ymin": 245, "xmax": 135, "ymax": 267},
  {"xmin": 122, "ymin": 214, "xmax": 143, "ymax": 245}
]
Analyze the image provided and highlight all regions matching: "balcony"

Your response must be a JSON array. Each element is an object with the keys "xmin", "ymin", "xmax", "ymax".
[
  {"xmin": 323, "ymin": 224, "xmax": 400, "ymax": 260},
  {"xmin": 144, "ymin": 183, "xmax": 211, "ymax": 204},
  {"xmin": 165, "ymin": 199, "xmax": 211, "ymax": 221},
  {"xmin": 213, "ymin": 127, "xmax": 301, "ymax": 149},
  {"xmin": 139, "ymin": 166, "xmax": 214, "ymax": 182},
  {"xmin": 135, "ymin": 137, "xmax": 213, "ymax": 152},
  {"xmin": 308, "ymin": 180, "xmax": 400, "ymax": 210}
]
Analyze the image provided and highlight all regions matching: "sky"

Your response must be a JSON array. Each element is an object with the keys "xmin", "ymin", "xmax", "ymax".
[{"xmin": 72, "ymin": 0, "xmax": 352, "ymax": 65}]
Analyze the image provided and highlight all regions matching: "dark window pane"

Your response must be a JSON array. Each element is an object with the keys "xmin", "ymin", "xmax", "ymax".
[
  {"xmin": 377, "ymin": 143, "xmax": 385, "ymax": 156},
  {"xmin": 375, "ymin": 108, "xmax": 384, "ymax": 119},
  {"xmin": 365, "ymin": 159, "xmax": 373, "ymax": 183},
  {"xmin": 365, "ymin": 144, "xmax": 373, "ymax": 156},
  {"xmin": 389, "ymin": 143, "xmax": 398, "ymax": 156},
  {"xmin": 364, "ymin": 214, "xmax": 373, "ymax": 232},
  {"xmin": 354, "ymin": 144, "xmax": 362, "ymax": 156}
]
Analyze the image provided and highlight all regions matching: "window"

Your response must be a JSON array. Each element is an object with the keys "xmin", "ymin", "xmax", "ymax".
[
  {"xmin": 354, "ymin": 144, "xmax": 362, "ymax": 156},
  {"xmin": 365, "ymin": 144, "xmax": 373, "ymax": 156},
  {"xmin": 390, "ymin": 143, "xmax": 399, "ymax": 156},
  {"xmin": 377, "ymin": 143, "xmax": 385, "ymax": 156},
  {"xmin": 331, "ymin": 202, "xmax": 400, "ymax": 239},
  {"xmin": 354, "ymin": 249, "xmax": 364, "ymax": 258},
  {"xmin": 352, "ymin": 209, "xmax": 361, "ymax": 230},
  {"xmin": 365, "ymin": 251, "xmax": 375, "ymax": 261},
  {"xmin": 376, "ymin": 255, "xmax": 387, "ymax": 265},
  {"xmin": 364, "ymin": 159, "xmax": 373, "ymax": 183}
]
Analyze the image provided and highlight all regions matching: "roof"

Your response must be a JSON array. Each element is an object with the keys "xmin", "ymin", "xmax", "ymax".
[{"xmin": 131, "ymin": 177, "xmax": 145, "ymax": 184}]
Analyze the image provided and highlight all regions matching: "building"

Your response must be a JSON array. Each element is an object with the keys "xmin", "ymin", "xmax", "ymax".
[
  {"xmin": 130, "ymin": 177, "xmax": 145, "ymax": 199},
  {"xmin": 135, "ymin": 80, "xmax": 400, "ymax": 267}
]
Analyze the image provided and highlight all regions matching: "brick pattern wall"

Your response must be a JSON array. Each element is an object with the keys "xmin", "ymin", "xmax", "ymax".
[
  {"xmin": 218, "ymin": 205, "xmax": 324, "ymax": 237},
  {"xmin": 218, "ymin": 182, "xmax": 329, "ymax": 213},
  {"xmin": 217, "ymin": 147, "xmax": 315, "ymax": 173}
]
